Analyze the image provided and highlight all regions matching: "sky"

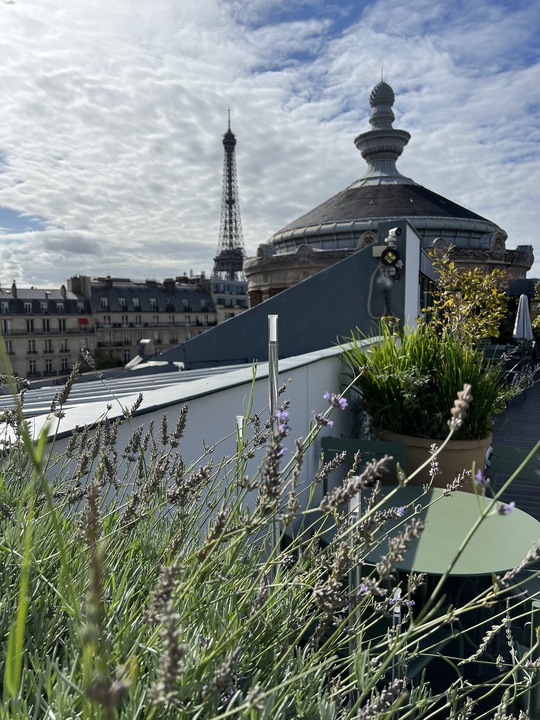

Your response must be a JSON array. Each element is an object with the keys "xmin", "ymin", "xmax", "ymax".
[{"xmin": 0, "ymin": 0, "xmax": 539, "ymax": 287}]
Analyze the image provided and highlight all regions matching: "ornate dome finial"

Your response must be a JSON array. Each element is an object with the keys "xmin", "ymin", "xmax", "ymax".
[
  {"xmin": 369, "ymin": 81, "xmax": 395, "ymax": 109},
  {"xmin": 368, "ymin": 81, "xmax": 396, "ymax": 130},
  {"xmin": 352, "ymin": 81, "xmax": 412, "ymax": 186}
]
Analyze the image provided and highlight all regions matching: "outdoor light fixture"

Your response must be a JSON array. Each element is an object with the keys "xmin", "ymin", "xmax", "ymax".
[{"xmin": 379, "ymin": 227, "xmax": 403, "ymax": 281}]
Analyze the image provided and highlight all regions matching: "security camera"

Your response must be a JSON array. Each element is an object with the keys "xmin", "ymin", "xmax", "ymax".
[{"xmin": 384, "ymin": 226, "xmax": 402, "ymax": 249}]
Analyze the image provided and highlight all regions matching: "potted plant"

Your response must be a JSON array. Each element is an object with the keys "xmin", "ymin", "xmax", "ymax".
[{"xmin": 341, "ymin": 321, "xmax": 517, "ymax": 490}]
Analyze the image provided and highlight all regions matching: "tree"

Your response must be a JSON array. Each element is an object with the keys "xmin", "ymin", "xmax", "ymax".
[{"xmin": 424, "ymin": 248, "xmax": 508, "ymax": 347}]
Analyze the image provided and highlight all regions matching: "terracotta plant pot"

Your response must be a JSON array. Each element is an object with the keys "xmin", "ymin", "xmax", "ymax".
[{"xmin": 379, "ymin": 431, "xmax": 493, "ymax": 493}]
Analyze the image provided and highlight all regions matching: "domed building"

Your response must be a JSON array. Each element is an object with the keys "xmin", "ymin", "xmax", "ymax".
[{"xmin": 244, "ymin": 82, "xmax": 534, "ymax": 306}]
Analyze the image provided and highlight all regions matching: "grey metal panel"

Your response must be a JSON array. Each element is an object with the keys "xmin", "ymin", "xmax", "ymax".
[{"xmin": 159, "ymin": 233, "xmax": 418, "ymax": 369}]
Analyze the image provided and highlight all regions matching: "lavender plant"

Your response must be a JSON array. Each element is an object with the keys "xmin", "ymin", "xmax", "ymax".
[{"xmin": 0, "ymin": 361, "xmax": 539, "ymax": 719}]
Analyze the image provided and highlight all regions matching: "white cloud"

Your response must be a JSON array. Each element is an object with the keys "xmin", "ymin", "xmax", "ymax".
[{"xmin": 0, "ymin": 0, "xmax": 539, "ymax": 287}]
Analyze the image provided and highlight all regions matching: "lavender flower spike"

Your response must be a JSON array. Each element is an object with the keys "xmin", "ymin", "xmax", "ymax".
[
  {"xmin": 498, "ymin": 501, "xmax": 515, "ymax": 515},
  {"xmin": 323, "ymin": 391, "xmax": 349, "ymax": 410}
]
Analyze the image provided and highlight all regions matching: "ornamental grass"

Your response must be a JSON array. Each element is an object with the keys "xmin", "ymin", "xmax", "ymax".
[
  {"xmin": 0, "ymin": 361, "xmax": 539, "ymax": 719},
  {"xmin": 342, "ymin": 323, "xmax": 518, "ymax": 441}
]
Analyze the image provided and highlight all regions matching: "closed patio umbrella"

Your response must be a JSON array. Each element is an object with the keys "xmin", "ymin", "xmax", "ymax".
[{"xmin": 513, "ymin": 293, "xmax": 533, "ymax": 341}]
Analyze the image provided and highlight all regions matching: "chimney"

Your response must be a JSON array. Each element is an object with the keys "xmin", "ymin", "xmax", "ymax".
[
  {"xmin": 11, "ymin": 280, "xmax": 17, "ymax": 298},
  {"xmin": 61, "ymin": 284, "xmax": 67, "ymax": 298}
]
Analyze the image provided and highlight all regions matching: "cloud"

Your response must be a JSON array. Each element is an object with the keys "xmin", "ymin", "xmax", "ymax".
[{"xmin": 0, "ymin": 0, "xmax": 538, "ymax": 288}]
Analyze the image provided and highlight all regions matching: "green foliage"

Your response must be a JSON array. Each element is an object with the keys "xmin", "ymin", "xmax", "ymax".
[
  {"xmin": 342, "ymin": 323, "xmax": 514, "ymax": 440},
  {"xmin": 424, "ymin": 248, "xmax": 509, "ymax": 347},
  {"xmin": 0, "ymin": 360, "xmax": 538, "ymax": 719},
  {"xmin": 532, "ymin": 281, "xmax": 540, "ymax": 340}
]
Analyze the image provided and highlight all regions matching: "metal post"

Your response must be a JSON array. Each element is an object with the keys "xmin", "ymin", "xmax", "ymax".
[
  {"xmin": 268, "ymin": 315, "xmax": 280, "ymax": 560},
  {"xmin": 268, "ymin": 315, "xmax": 278, "ymax": 428}
]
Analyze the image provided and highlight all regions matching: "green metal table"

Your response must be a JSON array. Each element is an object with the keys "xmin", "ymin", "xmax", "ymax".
[{"xmin": 362, "ymin": 486, "xmax": 540, "ymax": 576}]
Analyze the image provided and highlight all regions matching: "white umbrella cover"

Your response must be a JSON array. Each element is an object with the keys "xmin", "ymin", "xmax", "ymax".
[{"xmin": 513, "ymin": 293, "xmax": 534, "ymax": 341}]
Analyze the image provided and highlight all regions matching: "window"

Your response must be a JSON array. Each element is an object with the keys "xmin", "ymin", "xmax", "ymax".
[
  {"xmin": 118, "ymin": 298, "xmax": 126, "ymax": 310},
  {"xmin": 203, "ymin": 315, "xmax": 209, "ymax": 326},
  {"xmin": 168, "ymin": 314, "xmax": 175, "ymax": 325},
  {"xmin": 58, "ymin": 318, "xmax": 66, "ymax": 332},
  {"xmin": 123, "ymin": 350, "xmax": 131, "ymax": 364},
  {"xmin": 132, "ymin": 298, "xmax": 140, "ymax": 310},
  {"xmin": 2, "ymin": 319, "xmax": 11, "ymax": 334},
  {"xmin": 26, "ymin": 319, "xmax": 34, "ymax": 333},
  {"xmin": 42, "ymin": 319, "xmax": 50, "ymax": 333},
  {"xmin": 41, "ymin": 302, "xmax": 48, "ymax": 314},
  {"xmin": 5, "ymin": 339, "xmax": 13, "ymax": 354},
  {"xmin": 185, "ymin": 315, "xmax": 191, "ymax": 326},
  {"xmin": 29, "ymin": 359, "xmax": 37, "ymax": 375},
  {"xmin": 170, "ymin": 332, "xmax": 177, "ymax": 344},
  {"xmin": 1, "ymin": 301, "xmax": 9, "ymax": 314},
  {"xmin": 56, "ymin": 302, "xmax": 64, "ymax": 313},
  {"xmin": 182, "ymin": 299, "xmax": 188, "ymax": 309},
  {"xmin": 149, "ymin": 298, "xmax": 157, "ymax": 310},
  {"xmin": 60, "ymin": 339, "xmax": 68, "ymax": 352},
  {"xmin": 100, "ymin": 297, "xmax": 109, "ymax": 310},
  {"xmin": 77, "ymin": 302, "xmax": 84, "ymax": 313},
  {"xmin": 121, "ymin": 314, "xmax": 129, "ymax": 326},
  {"xmin": 44, "ymin": 338, "xmax": 53, "ymax": 353},
  {"xmin": 135, "ymin": 314, "xmax": 142, "ymax": 327},
  {"xmin": 102, "ymin": 315, "xmax": 112, "ymax": 326},
  {"xmin": 152, "ymin": 314, "xmax": 159, "ymax": 326},
  {"xmin": 45, "ymin": 359, "xmax": 53, "ymax": 374},
  {"xmin": 224, "ymin": 312, "xmax": 235, "ymax": 320},
  {"xmin": 24, "ymin": 302, "xmax": 32, "ymax": 314},
  {"xmin": 61, "ymin": 357, "xmax": 69, "ymax": 371},
  {"xmin": 28, "ymin": 339, "xmax": 36, "ymax": 354},
  {"xmin": 123, "ymin": 332, "xmax": 130, "ymax": 345}
]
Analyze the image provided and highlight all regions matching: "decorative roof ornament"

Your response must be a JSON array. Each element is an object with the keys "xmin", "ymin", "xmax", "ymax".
[
  {"xmin": 368, "ymin": 81, "xmax": 396, "ymax": 129},
  {"xmin": 351, "ymin": 80, "xmax": 414, "ymax": 187}
]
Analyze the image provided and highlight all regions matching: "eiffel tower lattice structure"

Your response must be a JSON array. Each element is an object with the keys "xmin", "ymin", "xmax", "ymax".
[{"xmin": 212, "ymin": 114, "xmax": 246, "ymax": 281}]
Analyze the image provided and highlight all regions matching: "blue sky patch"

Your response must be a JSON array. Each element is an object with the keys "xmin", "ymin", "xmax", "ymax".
[{"xmin": 0, "ymin": 208, "xmax": 49, "ymax": 234}]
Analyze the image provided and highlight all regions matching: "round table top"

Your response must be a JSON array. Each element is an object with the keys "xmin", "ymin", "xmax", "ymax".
[{"xmin": 361, "ymin": 486, "xmax": 540, "ymax": 576}]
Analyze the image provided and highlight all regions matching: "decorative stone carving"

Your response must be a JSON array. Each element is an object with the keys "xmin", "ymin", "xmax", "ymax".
[
  {"xmin": 491, "ymin": 232, "xmax": 506, "ymax": 258},
  {"xmin": 358, "ymin": 231, "xmax": 377, "ymax": 249},
  {"xmin": 431, "ymin": 237, "xmax": 448, "ymax": 256}
]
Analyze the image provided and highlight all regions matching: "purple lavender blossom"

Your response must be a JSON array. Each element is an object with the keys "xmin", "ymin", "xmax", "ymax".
[
  {"xmin": 314, "ymin": 413, "xmax": 334, "ymax": 427},
  {"xmin": 498, "ymin": 501, "xmax": 515, "ymax": 515},
  {"xmin": 396, "ymin": 506, "xmax": 405, "ymax": 517},
  {"xmin": 475, "ymin": 469, "xmax": 489, "ymax": 487},
  {"xmin": 323, "ymin": 391, "xmax": 349, "ymax": 410}
]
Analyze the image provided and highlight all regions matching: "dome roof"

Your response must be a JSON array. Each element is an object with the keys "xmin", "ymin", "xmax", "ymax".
[
  {"xmin": 267, "ymin": 81, "xmax": 505, "ymax": 252},
  {"xmin": 275, "ymin": 183, "xmax": 491, "ymax": 237}
]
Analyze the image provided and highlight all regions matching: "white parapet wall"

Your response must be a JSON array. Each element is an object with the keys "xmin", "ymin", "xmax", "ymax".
[{"xmin": 2, "ymin": 341, "xmax": 375, "ymax": 509}]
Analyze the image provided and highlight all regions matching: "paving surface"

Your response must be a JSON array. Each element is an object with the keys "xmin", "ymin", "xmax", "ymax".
[{"xmin": 491, "ymin": 379, "xmax": 540, "ymax": 521}]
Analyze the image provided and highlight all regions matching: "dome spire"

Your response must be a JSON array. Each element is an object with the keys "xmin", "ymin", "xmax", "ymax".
[{"xmin": 350, "ymin": 81, "xmax": 415, "ymax": 187}]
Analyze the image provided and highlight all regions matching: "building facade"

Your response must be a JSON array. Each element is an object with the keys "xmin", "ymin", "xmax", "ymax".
[
  {"xmin": 0, "ymin": 281, "xmax": 94, "ymax": 381},
  {"xmin": 0, "ymin": 274, "xmax": 248, "ymax": 382}
]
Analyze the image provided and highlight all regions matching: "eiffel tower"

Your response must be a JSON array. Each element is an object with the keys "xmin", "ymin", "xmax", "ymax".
[{"xmin": 212, "ymin": 112, "xmax": 246, "ymax": 281}]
